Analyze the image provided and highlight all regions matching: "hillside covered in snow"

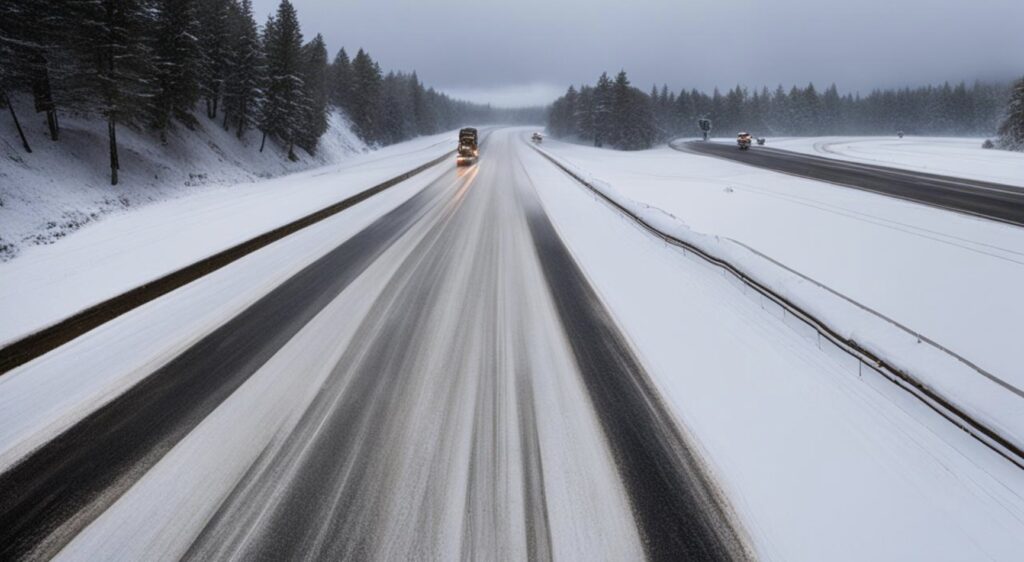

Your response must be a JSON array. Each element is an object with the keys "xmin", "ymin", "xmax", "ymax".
[{"xmin": 0, "ymin": 105, "xmax": 366, "ymax": 261}]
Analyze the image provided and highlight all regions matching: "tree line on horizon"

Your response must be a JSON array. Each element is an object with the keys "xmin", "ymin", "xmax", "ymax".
[
  {"xmin": 0, "ymin": 0, "xmax": 538, "ymax": 185},
  {"xmin": 547, "ymin": 70, "xmax": 1020, "ymax": 150}
]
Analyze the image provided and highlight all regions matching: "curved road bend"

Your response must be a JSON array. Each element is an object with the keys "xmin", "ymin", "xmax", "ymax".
[
  {"xmin": 675, "ymin": 140, "xmax": 1024, "ymax": 226},
  {"xmin": 0, "ymin": 131, "xmax": 748, "ymax": 561}
]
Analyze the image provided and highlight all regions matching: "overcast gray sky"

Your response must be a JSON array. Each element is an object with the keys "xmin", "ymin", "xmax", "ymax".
[{"xmin": 252, "ymin": 0, "xmax": 1024, "ymax": 107}]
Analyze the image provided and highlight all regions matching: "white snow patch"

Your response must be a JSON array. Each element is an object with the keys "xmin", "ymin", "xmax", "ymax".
[
  {"xmin": 535, "ymin": 137, "xmax": 1024, "ymax": 457},
  {"xmin": 518, "ymin": 132, "xmax": 1024, "ymax": 561},
  {"xmin": 769, "ymin": 136, "xmax": 1024, "ymax": 187}
]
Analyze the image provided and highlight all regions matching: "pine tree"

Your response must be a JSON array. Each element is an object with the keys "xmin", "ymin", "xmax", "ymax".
[
  {"xmin": 0, "ymin": 2, "xmax": 31, "ymax": 152},
  {"xmin": 410, "ymin": 71, "xmax": 433, "ymax": 135},
  {"xmin": 574, "ymin": 85, "xmax": 595, "ymax": 142},
  {"xmin": 151, "ymin": 0, "xmax": 203, "ymax": 140},
  {"xmin": 197, "ymin": 0, "xmax": 231, "ymax": 118},
  {"xmin": 64, "ymin": 0, "xmax": 156, "ymax": 185},
  {"xmin": 328, "ymin": 48, "xmax": 352, "ymax": 111},
  {"xmin": 349, "ymin": 48, "xmax": 382, "ymax": 143},
  {"xmin": 998, "ymin": 77, "xmax": 1024, "ymax": 150},
  {"xmin": 593, "ymin": 72, "xmax": 613, "ymax": 147},
  {"xmin": 296, "ymin": 33, "xmax": 329, "ymax": 153},
  {"xmin": 609, "ymin": 71, "xmax": 633, "ymax": 148},
  {"xmin": 222, "ymin": 0, "xmax": 263, "ymax": 137},
  {"xmin": 259, "ymin": 0, "xmax": 306, "ymax": 160},
  {"xmin": 0, "ymin": 0, "xmax": 62, "ymax": 143}
]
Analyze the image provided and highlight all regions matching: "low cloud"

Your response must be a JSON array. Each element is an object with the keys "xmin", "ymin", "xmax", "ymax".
[{"xmin": 439, "ymin": 83, "xmax": 565, "ymax": 108}]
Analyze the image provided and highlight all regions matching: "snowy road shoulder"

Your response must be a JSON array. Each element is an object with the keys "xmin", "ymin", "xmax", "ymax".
[
  {"xmin": 518, "ymin": 133, "xmax": 1024, "ymax": 561},
  {"xmin": 769, "ymin": 136, "xmax": 1024, "ymax": 188}
]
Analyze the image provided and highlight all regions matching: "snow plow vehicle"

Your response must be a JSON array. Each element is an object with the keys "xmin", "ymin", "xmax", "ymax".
[
  {"xmin": 531, "ymin": 132, "xmax": 543, "ymax": 144},
  {"xmin": 737, "ymin": 132, "xmax": 752, "ymax": 150},
  {"xmin": 457, "ymin": 127, "xmax": 479, "ymax": 165}
]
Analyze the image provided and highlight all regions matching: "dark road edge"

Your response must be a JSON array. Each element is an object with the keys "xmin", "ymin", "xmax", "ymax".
[
  {"xmin": 0, "ymin": 149, "xmax": 452, "ymax": 376},
  {"xmin": 0, "ymin": 159, "xmax": 465, "ymax": 560},
  {"xmin": 517, "ymin": 161, "xmax": 750, "ymax": 561},
  {"xmin": 529, "ymin": 144, "xmax": 1024, "ymax": 472},
  {"xmin": 672, "ymin": 140, "xmax": 1024, "ymax": 227}
]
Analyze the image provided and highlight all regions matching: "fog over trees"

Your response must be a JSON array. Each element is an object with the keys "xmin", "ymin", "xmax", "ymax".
[{"xmin": 548, "ymin": 71, "xmax": 1018, "ymax": 151}]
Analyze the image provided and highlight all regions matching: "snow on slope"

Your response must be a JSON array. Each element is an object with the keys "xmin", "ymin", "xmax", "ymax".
[
  {"xmin": 536, "ymin": 137, "xmax": 1024, "ymax": 446},
  {"xmin": 0, "ymin": 129, "xmax": 456, "ymax": 347},
  {"xmin": 519, "ymin": 137, "xmax": 1024, "ymax": 561},
  {"xmin": 769, "ymin": 136, "xmax": 1024, "ymax": 187},
  {"xmin": 0, "ymin": 104, "xmax": 366, "ymax": 261}
]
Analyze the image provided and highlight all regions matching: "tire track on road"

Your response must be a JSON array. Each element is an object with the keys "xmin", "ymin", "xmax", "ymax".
[
  {"xmin": 0, "ymin": 167, "xmax": 464, "ymax": 561},
  {"xmin": 514, "ymin": 157, "xmax": 750, "ymax": 561}
]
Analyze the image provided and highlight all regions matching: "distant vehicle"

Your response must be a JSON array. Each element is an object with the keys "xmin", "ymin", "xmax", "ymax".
[
  {"xmin": 756, "ymin": 137, "xmax": 766, "ymax": 146},
  {"xmin": 897, "ymin": 130, "xmax": 905, "ymax": 139},
  {"xmin": 457, "ymin": 127, "xmax": 479, "ymax": 165},
  {"xmin": 531, "ymin": 132, "xmax": 543, "ymax": 144},
  {"xmin": 737, "ymin": 132, "xmax": 752, "ymax": 150}
]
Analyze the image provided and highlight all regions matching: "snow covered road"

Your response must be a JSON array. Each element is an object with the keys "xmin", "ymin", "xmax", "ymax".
[
  {"xmin": 0, "ymin": 131, "xmax": 745, "ymax": 561},
  {"xmin": 1, "ymin": 130, "xmax": 1023, "ymax": 561}
]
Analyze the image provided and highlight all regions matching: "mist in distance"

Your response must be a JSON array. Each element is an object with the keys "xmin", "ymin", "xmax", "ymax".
[{"xmin": 251, "ymin": 0, "xmax": 1024, "ymax": 107}]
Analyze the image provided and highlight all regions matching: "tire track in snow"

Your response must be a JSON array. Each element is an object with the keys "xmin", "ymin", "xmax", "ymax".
[
  {"xmin": 0, "ymin": 168, "xmax": 462, "ymax": 560},
  {"xmin": 186, "ymin": 136, "xmax": 569, "ymax": 560},
  {"xmin": 515, "ymin": 155, "xmax": 750, "ymax": 561}
]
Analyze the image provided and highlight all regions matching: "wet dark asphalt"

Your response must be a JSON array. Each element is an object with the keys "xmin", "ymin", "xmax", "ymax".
[{"xmin": 676, "ymin": 140, "xmax": 1024, "ymax": 226}]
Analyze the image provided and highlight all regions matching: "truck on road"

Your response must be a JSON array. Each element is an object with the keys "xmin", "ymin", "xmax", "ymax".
[
  {"xmin": 737, "ymin": 132, "xmax": 752, "ymax": 150},
  {"xmin": 457, "ymin": 128, "xmax": 479, "ymax": 165}
]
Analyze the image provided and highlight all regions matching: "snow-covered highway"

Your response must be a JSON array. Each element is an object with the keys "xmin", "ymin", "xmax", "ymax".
[{"xmin": 1, "ymin": 130, "xmax": 1023, "ymax": 561}]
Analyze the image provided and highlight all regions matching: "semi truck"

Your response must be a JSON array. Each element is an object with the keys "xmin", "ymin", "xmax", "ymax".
[{"xmin": 457, "ymin": 128, "xmax": 479, "ymax": 165}]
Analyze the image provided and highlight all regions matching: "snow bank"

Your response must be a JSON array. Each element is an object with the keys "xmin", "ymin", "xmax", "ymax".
[
  {"xmin": 768, "ymin": 136, "xmax": 1024, "ymax": 187},
  {"xmin": 534, "ymin": 142, "xmax": 1024, "ymax": 459},
  {"xmin": 0, "ymin": 129, "xmax": 456, "ymax": 346},
  {"xmin": 0, "ymin": 103, "xmax": 366, "ymax": 261}
]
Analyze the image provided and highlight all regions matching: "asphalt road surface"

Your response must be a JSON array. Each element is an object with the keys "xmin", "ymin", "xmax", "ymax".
[
  {"xmin": 0, "ymin": 131, "xmax": 748, "ymax": 561},
  {"xmin": 675, "ymin": 140, "xmax": 1024, "ymax": 226}
]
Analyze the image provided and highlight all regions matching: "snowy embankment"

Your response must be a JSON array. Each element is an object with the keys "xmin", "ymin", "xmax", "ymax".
[
  {"xmin": 769, "ymin": 136, "xmax": 1024, "ymax": 188},
  {"xmin": 536, "ymin": 137, "xmax": 1024, "ymax": 456},
  {"xmin": 519, "ymin": 137, "xmax": 1024, "ymax": 561},
  {"xmin": 0, "ymin": 126, "xmax": 456, "ymax": 347},
  {"xmin": 0, "ymin": 104, "xmax": 366, "ymax": 261}
]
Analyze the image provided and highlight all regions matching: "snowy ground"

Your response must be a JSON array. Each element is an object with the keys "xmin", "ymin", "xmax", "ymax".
[
  {"xmin": 520, "ymin": 131, "xmax": 1024, "ymax": 560},
  {"xmin": 0, "ymin": 129, "xmax": 456, "ymax": 347},
  {"xmin": 4, "ymin": 129, "xmax": 1023, "ymax": 560},
  {"xmin": 538, "ymin": 137, "xmax": 1024, "ymax": 449},
  {"xmin": 0, "ymin": 102, "xmax": 367, "ymax": 261},
  {"xmin": 769, "ymin": 136, "xmax": 1024, "ymax": 187}
]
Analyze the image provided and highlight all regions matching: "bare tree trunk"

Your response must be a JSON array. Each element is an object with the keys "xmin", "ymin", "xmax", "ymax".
[
  {"xmin": 46, "ymin": 110, "xmax": 59, "ymax": 141},
  {"xmin": 237, "ymin": 99, "xmax": 247, "ymax": 138},
  {"xmin": 3, "ymin": 91, "xmax": 33, "ymax": 153},
  {"xmin": 212, "ymin": 97, "xmax": 218, "ymax": 120},
  {"xmin": 108, "ymin": 114, "xmax": 119, "ymax": 186},
  {"xmin": 287, "ymin": 141, "xmax": 297, "ymax": 161},
  {"xmin": 222, "ymin": 107, "xmax": 229, "ymax": 130},
  {"xmin": 259, "ymin": 130, "xmax": 267, "ymax": 152}
]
